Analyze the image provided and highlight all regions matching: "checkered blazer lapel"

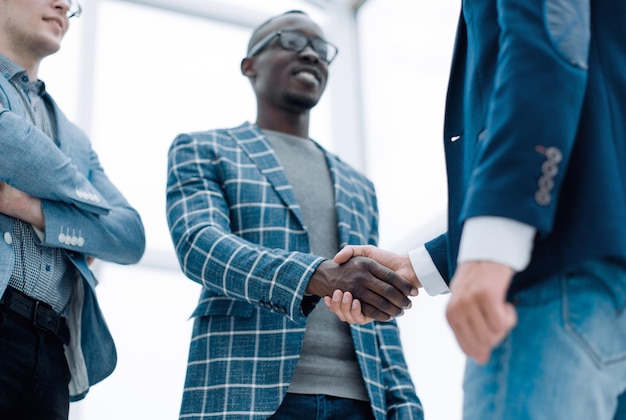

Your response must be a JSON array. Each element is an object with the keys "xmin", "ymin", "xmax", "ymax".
[{"xmin": 226, "ymin": 123, "xmax": 307, "ymax": 230}]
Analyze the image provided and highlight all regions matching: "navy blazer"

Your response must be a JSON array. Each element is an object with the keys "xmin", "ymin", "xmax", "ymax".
[
  {"xmin": 166, "ymin": 122, "xmax": 422, "ymax": 419},
  {"xmin": 0, "ymin": 74, "xmax": 145, "ymax": 400},
  {"xmin": 426, "ymin": 0, "xmax": 626, "ymax": 296}
]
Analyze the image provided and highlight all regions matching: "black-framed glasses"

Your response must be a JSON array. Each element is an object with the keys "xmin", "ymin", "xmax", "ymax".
[
  {"xmin": 247, "ymin": 30, "xmax": 339, "ymax": 64},
  {"xmin": 66, "ymin": 0, "xmax": 82, "ymax": 19}
]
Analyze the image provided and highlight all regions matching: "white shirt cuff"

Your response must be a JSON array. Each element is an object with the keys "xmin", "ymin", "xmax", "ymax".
[
  {"xmin": 408, "ymin": 247, "xmax": 450, "ymax": 296},
  {"xmin": 458, "ymin": 216, "xmax": 536, "ymax": 272}
]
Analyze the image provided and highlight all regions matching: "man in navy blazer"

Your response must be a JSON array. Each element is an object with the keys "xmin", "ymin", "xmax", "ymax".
[
  {"xmin": 331, "ymin": 0, "xmax": 626, "ymax": 418},
  {"xmin": 167, "ymin": 10, "xmax": 422, "ymax": 420},
  {"xmin": 0, "ymin": 0, "xmax": 145, "ymax": 417}
]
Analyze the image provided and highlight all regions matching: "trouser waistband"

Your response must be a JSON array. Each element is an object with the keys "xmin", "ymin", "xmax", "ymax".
[{"xmin": 0, "ymin": 286, "xmax": 69, "ymax": 344}]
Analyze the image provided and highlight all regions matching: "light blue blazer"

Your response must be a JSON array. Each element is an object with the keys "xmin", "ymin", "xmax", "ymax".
[
  {"xmin": 0, "ymin": 75, "xmax": 145, "ymax": 400},
  {"xmin": 166, "ymin": 122, "xmax": 422, "ymax": 419}
]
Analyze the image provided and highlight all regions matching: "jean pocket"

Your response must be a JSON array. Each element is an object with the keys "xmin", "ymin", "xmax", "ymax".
[{"xmin": 563, "ymin": 274, "xmax": 626, "ymax": 367}]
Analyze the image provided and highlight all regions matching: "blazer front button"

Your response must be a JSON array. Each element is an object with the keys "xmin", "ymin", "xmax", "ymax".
[{"xmin": 3, "ymin": 232, "xmax": 12, "ymax": 244}]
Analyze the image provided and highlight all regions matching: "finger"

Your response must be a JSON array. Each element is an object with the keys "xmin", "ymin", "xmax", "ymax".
[
  {"xmin": 324, "ymin": 296, "xmax": 347, "ymax": 322},
  {"xmin": 324, "ymin": 290, "xmax": 348, "ymax": 322},
  {"xmin": 467, "ymin": 295, "xmax": 518, "ymax": 361},
  {"xmin": 326, "ymin": 291, "xmax": 373, "ymax": 325},
  {"xmin": 333, "ymin": 245, "xmax": 374, "ymax": 264},
  {"xmin": 340, "ymin": 291, "xmax": 356, "ymax": 323},
  {"xmin": 478, "ymin": 302, "xmax": 517, "ymax": 356},
  {"xmin": 366, "ymin": 261, "xmax": 414, "ymax": 308},
  {"xmin": 339, "ymin": 292, "xmax": 372, "ymax": 325},
  {"xmin": 484, "ymin": 300, "xmax": 518, "ymax": 336},
  {"xmin": 349, "ymin": 299, "xmax": 375, "ymax": 325},
  {"xmin": 333, "ymin": 246, "xmax": 355, "ymax": 264},
  {"xmin": 447, "ymin": 296, "xmax": 493, "ymax": 364},
  {"xmin": 360, "ymin": 301, "xmax": 394, "ymax": 322}
]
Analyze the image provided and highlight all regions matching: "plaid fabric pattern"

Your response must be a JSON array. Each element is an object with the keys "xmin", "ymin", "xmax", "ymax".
[{"xmin": 166, "ymin": 122, "xmax": 423, "ymax": 419}]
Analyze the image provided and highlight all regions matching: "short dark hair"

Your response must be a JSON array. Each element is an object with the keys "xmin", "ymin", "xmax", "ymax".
[{"xmin": 247, "ymin": 10, "xmax": 309, "ymax": 54}]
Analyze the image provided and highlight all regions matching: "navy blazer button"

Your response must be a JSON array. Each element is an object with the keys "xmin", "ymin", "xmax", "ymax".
[
  {"xmin": 545, "ymin": 147, "xmax": 562, "ymax": 162},
  {"xmin": 535, "ymin": 191, "xmax": 551, "ymax": 206},
  {"xmin": 3, "ymin": 232, "xmax": 12, "ymax": 244},
  {"xmin": 538, "ymin": 176, "xmax": 554, "ymax": 191},
  {"xmin": 541, "ymin": 161, "xmax": 558, "ymax": 177},
  {"xmin": 58, "ymin": 233, "xmax": 66, "ymax": 243}
]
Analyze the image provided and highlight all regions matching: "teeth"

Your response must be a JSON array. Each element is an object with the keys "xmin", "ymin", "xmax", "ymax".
[{"xmin": 296, "ymin": 71, "xmax": 318, "ymax": 82}]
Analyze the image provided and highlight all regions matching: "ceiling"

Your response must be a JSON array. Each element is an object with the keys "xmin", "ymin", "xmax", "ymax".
[{"xmin": 120, "ymin": 0, "xmax": 370, "ymax": 29}]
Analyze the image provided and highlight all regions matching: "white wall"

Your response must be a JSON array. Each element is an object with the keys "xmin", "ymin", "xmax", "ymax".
[{"xmin": 40, "ymin": 1, "xmax": 466, "ymax": 418}]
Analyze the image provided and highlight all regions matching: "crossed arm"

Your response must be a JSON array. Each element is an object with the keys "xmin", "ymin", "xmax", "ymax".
[
  {"xmin": 0, "ymin": 106, "xmax": 145, "ymax": 264},
  {"xmin": 0, "ymin": 182, "xmax": 44, "ymax": 229}
]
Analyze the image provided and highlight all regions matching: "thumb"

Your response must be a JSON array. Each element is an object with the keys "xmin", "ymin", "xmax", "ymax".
[{"xmin": 333, "ymin": 246, "xmax": 355, "ymax": 264}]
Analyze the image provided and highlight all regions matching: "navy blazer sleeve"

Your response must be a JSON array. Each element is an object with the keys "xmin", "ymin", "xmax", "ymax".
[{"xmin": 460, "ymin": 0, "xmax": 590, "ymax": 234}]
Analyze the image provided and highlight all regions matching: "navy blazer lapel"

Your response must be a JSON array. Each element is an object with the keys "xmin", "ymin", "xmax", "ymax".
[{"xmin": 227, "ymin": 122, "xmax": 306, "ymax": 228}]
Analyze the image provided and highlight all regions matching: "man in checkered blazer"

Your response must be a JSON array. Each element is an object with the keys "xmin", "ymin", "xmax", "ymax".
[{"xmin": 166, "ymin": 10, "xmax": 423, "ymax": 420}]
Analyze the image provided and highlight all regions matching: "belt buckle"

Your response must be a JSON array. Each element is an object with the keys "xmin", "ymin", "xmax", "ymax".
[{"xmin": 32, "ymin": 300, "xmax": 57, "ymax": 334}]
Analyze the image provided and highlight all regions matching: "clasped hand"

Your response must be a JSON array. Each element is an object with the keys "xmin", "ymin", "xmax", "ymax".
[
  {"xmin": 307, "ymin": 254, "xmax": 417, "ymax": 323},
  {"xmin": 314, "ymin": 245, "xmax": 421, "ymax": 324},
  {"xmin": 323, "ymin": 246, "xmax": 518, "ymax": 365}
]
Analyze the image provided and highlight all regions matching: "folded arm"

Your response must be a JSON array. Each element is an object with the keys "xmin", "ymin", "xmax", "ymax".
[{"xmin": 0, "ymin": 109, "xmax": 145, "ymax": 264}]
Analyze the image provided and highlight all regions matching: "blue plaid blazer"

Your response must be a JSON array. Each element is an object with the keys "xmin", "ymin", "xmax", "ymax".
[{"xmin": 166, "ymin": 122, "xmax": 423, "ymax": 419}]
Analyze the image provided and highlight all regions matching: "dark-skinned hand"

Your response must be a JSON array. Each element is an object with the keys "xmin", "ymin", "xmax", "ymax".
[{"xmin": 306, "ymin": 257, "xmax": 417, "ymax": 321}]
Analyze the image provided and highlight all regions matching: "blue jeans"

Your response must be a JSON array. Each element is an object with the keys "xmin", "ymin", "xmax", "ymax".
[
  {"xmin": 463, "ymin": 259, "xmax": 626, "ymax": 420},
  {"xmin": 269, "ymin": 393, "xmax": 375, "ymax": 420}
]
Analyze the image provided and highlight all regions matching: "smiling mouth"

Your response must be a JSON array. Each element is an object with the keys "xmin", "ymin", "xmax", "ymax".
[
  {"xmin": 294, "ymin": 70, "xmax": 320, "ymax": 85},
  {"xmin": 44, "ymin": 17, "xmax": 64, "ymax": 31}
]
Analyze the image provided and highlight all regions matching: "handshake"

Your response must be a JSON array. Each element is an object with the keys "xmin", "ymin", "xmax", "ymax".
[{"xmin": 305, "ymin": 245, "xmax": 421, "ymax": 324}]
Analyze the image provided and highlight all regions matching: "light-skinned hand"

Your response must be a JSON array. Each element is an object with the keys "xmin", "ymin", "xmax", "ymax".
[{"xmin": 446, "ymin": 260, "xmax": 518, "ymax": 364}]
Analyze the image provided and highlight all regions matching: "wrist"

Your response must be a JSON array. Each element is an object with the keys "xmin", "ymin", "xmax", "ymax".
[{"xmin": 305, "ymin": 259, "xmax": 333, "ymax": 297}]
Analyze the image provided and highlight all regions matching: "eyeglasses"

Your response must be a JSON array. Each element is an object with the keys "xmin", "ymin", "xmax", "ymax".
[
  {"xmin": 247, "ymin": 30, "xmax": 339, "ymax": 64},
  {"xmin": 66, "ymin": 0, "xmax": 82, "ymax": 19}
]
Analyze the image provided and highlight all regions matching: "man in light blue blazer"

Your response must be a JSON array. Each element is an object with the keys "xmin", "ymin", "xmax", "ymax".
[
  {"xmin": 166, "ymin": 10, "xmax": 422, "ymax": 420},
  {"xmin": 0, "ymin": 0, "xmax": 145, "ymax": 417},
  {"xmin": 332, "ymin": 0, "xmax": 626, "ymax": 418}
]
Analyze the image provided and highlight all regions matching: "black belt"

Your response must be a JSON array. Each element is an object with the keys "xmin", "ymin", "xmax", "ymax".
[{"xmin": 0, "ymin": 286, "xmax": 70, "ymax": 344}]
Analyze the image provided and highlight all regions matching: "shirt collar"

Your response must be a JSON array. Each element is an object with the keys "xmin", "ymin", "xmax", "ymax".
[{"xmin": 0, "ymin": 53, "xmax": 47, "ymax": 96}]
